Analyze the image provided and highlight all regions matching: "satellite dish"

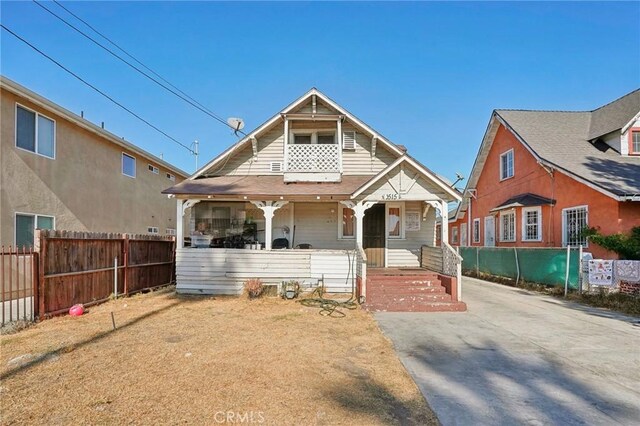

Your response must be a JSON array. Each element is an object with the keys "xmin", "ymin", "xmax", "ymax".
[{"xmin": 227, "ymin": 117, "xmax": 245, "ymax": 131}]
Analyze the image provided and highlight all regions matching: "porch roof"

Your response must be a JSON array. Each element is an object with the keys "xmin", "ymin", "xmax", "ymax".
[
  {"xmin": 162, "ymin": 175, "xmax": 372, "ymax": 198},
  {"xmin": 489, "ymin": 193, "xmax": 556, "ymax": 212}
]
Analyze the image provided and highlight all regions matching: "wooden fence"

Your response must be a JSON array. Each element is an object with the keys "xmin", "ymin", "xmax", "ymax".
[
  {"xmin": 1, "ymin": 247, "xmax": 37, "ymax": 326},
  {"xmin": 34, "ymin": 230, "xmax": 175, "ymax": 319}
]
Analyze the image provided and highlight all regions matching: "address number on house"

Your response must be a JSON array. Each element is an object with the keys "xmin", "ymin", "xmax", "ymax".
[{"xmin": 381, "ymin": 193, "xmax": 400, "ymax": 200}]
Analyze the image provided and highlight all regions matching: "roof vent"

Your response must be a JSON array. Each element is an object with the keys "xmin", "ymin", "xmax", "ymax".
[{"xmin": 343, "ymin": 131, "xmax": 356, "ymax": 150}]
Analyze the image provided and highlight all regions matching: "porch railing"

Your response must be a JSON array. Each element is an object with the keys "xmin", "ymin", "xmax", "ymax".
[{"xmin": 286, "ymin": 144, "xmax": 340, "ymax": 172}]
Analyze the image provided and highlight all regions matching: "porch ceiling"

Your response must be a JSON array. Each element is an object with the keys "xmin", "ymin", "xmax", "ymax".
[{"xmin": 162, "ymin": 175, "xmax": 372, "ymax": 198}]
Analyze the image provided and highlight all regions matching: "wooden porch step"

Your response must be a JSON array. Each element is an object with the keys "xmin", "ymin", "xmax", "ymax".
[{"xmin": 365, "ymin": 301, "xmax": 467, "ymax": 313}]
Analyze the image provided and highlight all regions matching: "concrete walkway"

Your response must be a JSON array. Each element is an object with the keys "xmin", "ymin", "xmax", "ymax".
[{"xmin": 375, "ymin": 277, "xmax": 640, "ymax": 426}]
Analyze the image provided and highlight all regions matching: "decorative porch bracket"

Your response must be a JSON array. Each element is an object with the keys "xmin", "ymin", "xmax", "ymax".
[
  {"xmin": 341, "ymin": 200, "xmax": 377, "ymax": 248},
  {"xmin": 250, "ymin": 201, "xmax": 289, "ymax": 250}
]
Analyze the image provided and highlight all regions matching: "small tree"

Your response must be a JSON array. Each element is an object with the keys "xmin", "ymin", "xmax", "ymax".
[{"xmin": 584, "ymin": 226, "xmax": 640, "ymax": 260}]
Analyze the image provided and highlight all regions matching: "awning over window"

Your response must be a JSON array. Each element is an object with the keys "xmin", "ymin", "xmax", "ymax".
[{"xmin": 489, "ymin": 193, "xmax": 556, "ymax": 213}]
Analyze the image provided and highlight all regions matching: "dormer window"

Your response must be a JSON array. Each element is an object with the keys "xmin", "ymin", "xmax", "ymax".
[{"xmin": 291, "ymin": 130, "xmax": 336, "ymax": 145}]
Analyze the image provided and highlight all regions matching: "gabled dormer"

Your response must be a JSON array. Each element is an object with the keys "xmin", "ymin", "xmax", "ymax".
[{"xmin": 191, "ymin": 88, "xmax": 405, "ymax": 182}]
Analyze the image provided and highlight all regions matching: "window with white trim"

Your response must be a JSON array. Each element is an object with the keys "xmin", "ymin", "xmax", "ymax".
[
  {"xmin": 122, "ymin": 153, "xmax": 136, "ymax": 177},
  {"xmin": 473, "ymin": 218, "xmax": 480, "ymax": 243},
  {"xmin": 166, "ymin": 173, "xmax": 175, "ymax": 181},
  {"xmin": 460, "ymin": 223, "xmax": 468, "ymax": 246},
  {"xmin": 563, "ymin": 206, "xmax": 588, "ymax": 247},
  {"xmin": 387, "ymin": 203, "xmax": 403, "ymax": 238},
  {"xmin": 500, "ymin": 149, "xmax": 514, "ymax": 180},
  {"xmin": 147, "ymin": 226, "xmax": 159, "ymax": 234},
  {"xmin": 16, "ymin": 104, "xmax": 55, "ymax": 159},
  {"xmin": 631, "ymin": 130, "xmax": 640, "ymax": 154},
  {"xmin": 166, "ymin": 228, "xmax": 176, "ymax": 236},
  {"xmin": 291, "ymin": 130, "xmax": 336, "ymax": 145},
  {"xmin": 499, "ymin": 210, "xmax": 516, "ymax": 242},
  {"xmin": 338, "ymin": 205, "xmax": 355, "ymax": 238},
  {"xmin": 522, "ymin": 207, "xmax": 542, "ymax": 241},
  {"xmin": 451, "ymin": 226, "xmax": 458, "ymax": 244},
  {"xmin": 15, "ymin": 213, "xmax": 55, "ymax": 248},
  {"xmin": 148, "ymin": 164, "xmax": 159, "ymax": 174}
]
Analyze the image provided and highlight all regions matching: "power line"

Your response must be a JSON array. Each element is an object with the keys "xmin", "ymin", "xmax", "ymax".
[
  {"xmin": 32, "ymin": 0, "xmax": 246, "ymax": 136},
  {"xmin": 1, "ymin": 23, "xmax": 195, "ymax": 154}
]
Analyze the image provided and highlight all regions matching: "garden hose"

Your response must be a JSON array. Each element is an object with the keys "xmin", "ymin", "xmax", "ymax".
[{"xmin": 299, "ymin": 287, "xmax": 358, "ymax": 318}]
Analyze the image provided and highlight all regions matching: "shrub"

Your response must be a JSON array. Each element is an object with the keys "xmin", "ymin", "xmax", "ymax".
[
  {"xmin": 584, "ymin": 226, "xmax": 640, "ymax": 260},
  {"xmin": 244, "ymin": 278, "xmax": 264, "ymax": 299}
]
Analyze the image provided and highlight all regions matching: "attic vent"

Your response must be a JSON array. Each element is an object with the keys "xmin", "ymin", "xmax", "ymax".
[
  {"xmin": 270, "ymin": 162, "xmax": 283, "ymax": 173},
  {"xmin": 343, "ymin": 131, "xmax": 356, "ymax": 150}
]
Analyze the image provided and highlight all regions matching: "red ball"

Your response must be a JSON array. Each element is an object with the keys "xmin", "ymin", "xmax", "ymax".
[{"xmin": 69, "ymin": 304, "xmax": 84, "ymax": 316}]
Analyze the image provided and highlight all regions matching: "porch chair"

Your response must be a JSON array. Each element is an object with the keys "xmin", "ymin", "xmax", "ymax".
[{"xmin": 272, "ymin": 238, "xmax": 289, "ymax": 249}]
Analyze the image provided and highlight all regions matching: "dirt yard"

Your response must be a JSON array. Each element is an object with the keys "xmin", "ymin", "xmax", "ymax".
[{"xmin": 0, "ymin": 287, "xmax": 436, "ymax": 425}]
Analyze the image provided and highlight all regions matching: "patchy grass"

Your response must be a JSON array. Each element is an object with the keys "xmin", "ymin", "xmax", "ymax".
[
  {"xmin": 465, "ymin": 271, "xmax": 640, "ymax": 317},
  {"xmin": 0, "ymin": 287, "xmax": 436, "ymax": 425}
]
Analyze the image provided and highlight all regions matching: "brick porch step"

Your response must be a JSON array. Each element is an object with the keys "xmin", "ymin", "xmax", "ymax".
[
  {"xmin": 366, "ymin": 285, "xmax": 447, "ymax": 295},
  {"xmin": 365, "ymin": 301, "xmax": 468, "ymax": 313}
]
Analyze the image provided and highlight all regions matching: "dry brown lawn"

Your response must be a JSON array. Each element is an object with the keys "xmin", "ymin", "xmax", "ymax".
[{"xmin": 0, "ymin": 287, "xmax": 436, "ymax": 425}]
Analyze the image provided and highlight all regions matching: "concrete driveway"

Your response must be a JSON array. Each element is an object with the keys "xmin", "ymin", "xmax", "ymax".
[{"xmin": 375, "ymin": 277, "xmax": 640, "ymax": 426}]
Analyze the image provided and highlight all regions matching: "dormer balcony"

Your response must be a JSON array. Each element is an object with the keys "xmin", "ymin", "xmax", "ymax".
[{"xmin": 283, "ymin": 112, "xmax": 344, "ymax": 182}]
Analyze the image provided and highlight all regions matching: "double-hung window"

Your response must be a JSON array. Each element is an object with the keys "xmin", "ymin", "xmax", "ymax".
[
  {"xmin": 451, "ymin": 226, "xmax": 459, "ymax": 244},
  {"xmin": 522, "ymin": 207, "xmax": 542, "ymax": 241},
  {"xmin": 631, "ymin": 130, "xmax": 640, "ymax": 155},
  {"xmin": 15, "ymin": 213, "xmax": 55, "ymax": 248},
  {"xmin": 473, "ymin": 218, "xmax": 480, "ymax": 243},
  {"xmin": 500, "ymin": 149, "xmax": 514, "ymax": 180},
  {"xmin": 16, "ymin": 104, "xmax": 55, "ymax": 158},
  {"xmin": 387, "ymin": 204, "xmax": 403, "ymax": 238},
  {"xmin": 499, "ymin": 210, "xmax": 516, "ymax": 242},
  {"xmin": 563, "ymin": 206, "xmax": 588, "ymax": 247}
]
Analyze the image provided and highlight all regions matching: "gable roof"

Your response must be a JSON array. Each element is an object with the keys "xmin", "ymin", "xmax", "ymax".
[
  {"xmin": 190, "ymin": 88, "xmax": 405, "ymax": 179},
  {"xmin": 456, "ymin": 89, "xmax": 640, "ymax": 220},
  {"xmin": 0, "ymin": 76, "xmax": 188, "ymax": 178},
  {"xmin": 351, "ymin": 155, "xmax": 462, "ymax": 202}
]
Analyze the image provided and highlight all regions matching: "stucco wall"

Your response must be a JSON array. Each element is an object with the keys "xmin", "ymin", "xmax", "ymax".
[
  {"xmin": 0, "ymin": 88, "xmax": 185, "ymax": 246},
  {"xmin": 450, "ymin": 123, "xmax": 636, "ymax": 259}
]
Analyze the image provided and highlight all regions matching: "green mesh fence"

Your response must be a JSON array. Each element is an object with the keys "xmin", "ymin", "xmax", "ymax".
[{"xmin": 459, "ymin": 247, "xmax": 581, "ymax": 289}]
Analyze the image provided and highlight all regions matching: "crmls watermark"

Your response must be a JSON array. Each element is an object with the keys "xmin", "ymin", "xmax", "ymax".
[{"xmin": 213, "ymin": 411, "xmax": 265, "ymax": 424}]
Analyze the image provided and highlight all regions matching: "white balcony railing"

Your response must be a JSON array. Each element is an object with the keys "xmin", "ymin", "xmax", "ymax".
[{"xmin": 286, "ymin": 144, "xmax": 340, "ymax": 173}]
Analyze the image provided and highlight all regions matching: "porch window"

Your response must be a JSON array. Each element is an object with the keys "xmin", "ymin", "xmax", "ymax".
[
  {"xmin": 387, "ymin": 204, "xmax": 403, "ymax": 238},
  {"xmin": 562, "ymin": 206, "xmax": 588, "ymax": 247},
  {"xmin": 473, "ymin": 218, "xmax": 480, "ymax": 243},
  {"xmin": 522, "ymin": 207, "xmax": 542, "ymax": 241},
  {"xmin": 291, "ymin": 130, "xmax": 336, "ymax": 145},
  {"xmin": 293, "ymin": 133, "xmax": 312, "ymax": 144},
  {"xmin": 15, "ymin": 213, "xmax": 55, "ymax": 248},
  {"xmin": 499, "ymin": 210, "xmax": 515, "ymax": 242},
  {"xmin": 339, "ymin": 206, "xmax": 355, "ymax": 238}
]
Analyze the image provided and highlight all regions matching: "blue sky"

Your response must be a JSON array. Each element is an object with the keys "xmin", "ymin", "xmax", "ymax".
[{"xmin": 2, "ymin": 1, "xmax": 639, "ymax": 183}]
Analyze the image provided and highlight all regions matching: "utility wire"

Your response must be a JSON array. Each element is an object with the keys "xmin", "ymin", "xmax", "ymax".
[
  {"xmin": 32, "ymin": 0, "xmax": 246, "ymax": 136},
  {"xmin": 1, "ymin": 24, "xmax": 195, "ymax": 154}
]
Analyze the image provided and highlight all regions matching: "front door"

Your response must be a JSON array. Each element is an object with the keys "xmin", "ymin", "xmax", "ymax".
[
  {"xmin": 484, "ymin": 216, "xmax": 495, "ymax": 247},
  {"xmin": 363, "ymin": 204, "xmax": 385, "ymax": 267}
]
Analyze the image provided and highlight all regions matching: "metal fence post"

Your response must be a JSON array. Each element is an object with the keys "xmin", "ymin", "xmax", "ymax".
[{"xmin": 564, "ymin": 245, "xmax": 570, "ymax": 297}]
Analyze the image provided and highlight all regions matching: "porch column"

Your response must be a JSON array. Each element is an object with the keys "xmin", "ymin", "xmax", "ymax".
[
  {"xmin": 251, "ymin": 201, "xmax": 289, "ymax": 250},
  {"xmin": 176, "ymin": 200, "xmax": 183, "ymax": 249},
  {"xmin": 342, "ymin": 201, "xmax": 376, "ymax": 248},
  {"xmin": 441, "ymin": 200, "xmax": 449, "ymax": 245},
  {"xmin": 176, "ymin": 199, "xmax": 201, "ymax": 249}
]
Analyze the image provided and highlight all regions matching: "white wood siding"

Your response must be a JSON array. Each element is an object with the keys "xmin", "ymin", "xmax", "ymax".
[
  {"xmin": 387, "ymin": 201, "xmax": 436, "ymax": 267},
  {"xmin": 362, "ymin": 163, "xmax": 446, "ymax": 200},
  {"xmin": 176, "ymin": 248, "xmax": 356, "ymax": 294},
  {"xmin": 207, "ymin": 124, "xmax": 398, "ymax": 177},
  {"xmin": 293, "ymin": 202, "xmax": 355, "ymax": 250}
]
